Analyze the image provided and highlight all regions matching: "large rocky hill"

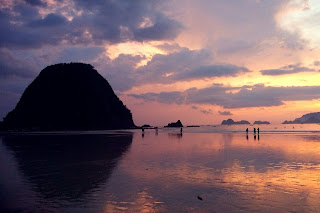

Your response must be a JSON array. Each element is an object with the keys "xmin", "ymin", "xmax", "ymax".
[{"xmin": 3, "ymin": 63, "xmax": 135, "ymax": 130}]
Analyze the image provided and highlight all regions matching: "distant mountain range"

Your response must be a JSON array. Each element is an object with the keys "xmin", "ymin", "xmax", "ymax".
[{"xmin": 283, "ymin": 112, "xmax": 320, "ymax": 124}]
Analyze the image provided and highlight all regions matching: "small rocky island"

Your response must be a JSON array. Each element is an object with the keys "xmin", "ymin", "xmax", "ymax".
[
  {"xmin": 165, "ymin": 120, "xmax": 183, "ymax": 127},
  {"xmin": 221, "ymin": 119, "xmax": 250, "ymax": 125},
  {"xmin": 253, "ymin": 121, "xmax": 270, "ymax": 125},
  {"xmin": 2, "ymin": 63, "xmax": 136, "ymax": 131},
  {"xmin": 283, "ymin": 112, "xmax": 320, "ymax": 124}
]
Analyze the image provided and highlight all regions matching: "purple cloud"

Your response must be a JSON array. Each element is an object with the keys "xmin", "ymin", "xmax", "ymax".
[
  {"xmin": 219, "ymin": 111, "xmax": 233, "ymax": 115},
  {"xmin": 260, "ymin": 64, "xmax": 315, "ymax": 76},
  {"xmin": 129, "ymin": 84, "xmax": 320, "ymax": 108}
]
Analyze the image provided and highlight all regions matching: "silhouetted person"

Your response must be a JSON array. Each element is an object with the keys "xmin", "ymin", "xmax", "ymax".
[
  {"xmin": 246, "ymin": 128, "xmax": 248, "ymax": 134},
  {"xmin": 142, "ymin": 127, "xmax": 144, "ymax": 132},
  {"xmin": 180, "ymin": 128, "xmax": 183, "ymax": 134},
  {"xmin": 257, "ymin": 128, "xmax": 260, "ymax": 134},
  {"xmin": 254, "ymin": 128, "xmax": 256, "ymax": 134}
]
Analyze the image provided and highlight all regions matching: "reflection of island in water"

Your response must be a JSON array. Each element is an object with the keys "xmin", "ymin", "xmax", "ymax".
[{"xmin": 1, "ymin": 133, "xmax": 132, "ymax": 202}]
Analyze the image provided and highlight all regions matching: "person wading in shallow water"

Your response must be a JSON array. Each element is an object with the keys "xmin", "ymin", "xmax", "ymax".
[
  {"xmin": 246, "ymin": 128, "xmax": 248, "ymax": 133},
  {"xmin": 254, "ymin": 128, "xmax": 256, "ymax": 134},
  {"xmin": 258, "ymin": 128, "xmax": 260, "ymax": 134}
]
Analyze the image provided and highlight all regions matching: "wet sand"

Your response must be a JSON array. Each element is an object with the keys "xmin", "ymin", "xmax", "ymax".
[{"xmin": 1, "ymin": 129, "xmax": 320, "ymax": 212}]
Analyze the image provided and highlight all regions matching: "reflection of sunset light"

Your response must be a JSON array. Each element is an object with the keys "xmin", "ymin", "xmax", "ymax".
[
  {"xmin": 115, "ymin": 133, "xmax": 320, "ymax": 211},
  {"xmin": 104, "ymin": 190, "xmax": 164, "ymax": 212}
]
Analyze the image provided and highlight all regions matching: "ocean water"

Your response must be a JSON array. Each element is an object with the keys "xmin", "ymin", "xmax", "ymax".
[{"xmin": 1, "ymin": 124, "xmax": 320, "ymax": 212}]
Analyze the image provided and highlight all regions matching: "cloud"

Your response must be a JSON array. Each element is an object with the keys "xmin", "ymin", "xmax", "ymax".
[
  {"xmin": 29, "ymin": 13, "xmax": 67, "ymax": 28},
  {"xmin": 0, "ymin": 48, "xmax": 37, "ymax": 78},
  {"xmin": 24, "ymin": 0, "xmax": 47, "ymax": 7},
  {"xmin": 133, "ymin": 14, "xmax": 182, "ymax": 42},
  {"xmin": 53, "ymin": 46, "xmax": 105, "ymax": 64},
  {"xmin": 219, "ymin": 111, "xmax": 233, "ymax": 115},
  {"xmin": 0, "ymin": 0, "xmax": 182, "ymax": 49},
  {"xmin": 172, "ymin": 64, "xmax": 250, "ymax": 81},
  {"xmin": 200, "ymin": 109, "xmax": 213, "ymax": 115},
  {"xmin": 314, "ymin": 61, "xmax": 320, "ymax": 66},
  {"xmin": 99, "ymin": 47, "xmax": 250, "ymax": 91},
  {"xmin": 190, "ymin": 105, "xmax": 213, "ymax": 115},
  {"xmin": 260, "ymin": 64, "xmax": 315, "ymax": 75},
  {"xmin": 129, "ymin": 84, "xmax": 320, "ymax": 108}
]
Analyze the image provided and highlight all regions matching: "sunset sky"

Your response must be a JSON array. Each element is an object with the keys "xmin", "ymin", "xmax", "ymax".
[{"xmin": 1, "ymin": 0, "xmax": 320, "ymax": 126}]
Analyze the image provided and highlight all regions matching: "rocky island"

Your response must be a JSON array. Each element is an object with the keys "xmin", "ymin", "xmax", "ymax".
[
  {"xmin": 2, "ymin": 63, "xmax": 136, "ymax": 131},
  {"xmin": 253, "ymin": 121, "xmax": 270, "ymax": 125},
  {"xmin": 165, "ymin": 120, "xmax": 183, "ymax": 127},
  {"xmin": 221, "ymin": 119, "xmax": 250, "ymax": 125},
  {"xmin": 282, "ymin": 112, "xmax": 320, "ymax": 124}
]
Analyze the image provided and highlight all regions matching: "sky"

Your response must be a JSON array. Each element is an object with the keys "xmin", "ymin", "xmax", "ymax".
[{"xmin": 1, "ymin": 0, "xmax": 320, "ymax": 126}]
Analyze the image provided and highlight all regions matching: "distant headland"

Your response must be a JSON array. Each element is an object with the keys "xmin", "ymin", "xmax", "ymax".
[
  {"xmin": 282, "ymin": 112, "xmax": 320, "ymax": 124},
  {"xmin": 221, "ymin": 119, "xmax": 250, "ymax": 125},
  {"xmin": 165, "ymin": 120, "xmax": 183, "ymax": 128},
  {"xmin": 253, "ymin": 121, "xmax": 270, "ymax": 125},
  {"xmin": 1, "ymin": 63, "xmax": 136, "ymax": 131}
]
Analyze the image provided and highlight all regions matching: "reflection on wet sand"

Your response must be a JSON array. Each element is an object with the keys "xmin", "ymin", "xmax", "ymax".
[
  {"xmin": 168, "ymin": 133, "xmax": 183, "ymax": 139},
  {"xmin": 2, "ymin": 131, "xmax": 320, "ymax": 212},
  {"xmin": 117, "ymin": 132, "xmax": 320, "ymax": 212},
  {"xmin": 0, "ymin": 133, "xmax": 132, "ymax": 212}
]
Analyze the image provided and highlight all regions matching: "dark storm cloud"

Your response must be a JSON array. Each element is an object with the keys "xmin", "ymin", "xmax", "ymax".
[
  {"xmin": 129, "ymin": 84, "xmax": 320, "ymax": 108},
  {"xmin": 260, "ymin": 64, "xmax": 315, "ymax": 76},
  {"xmin": 219, "ymin": 111, "xmax": 233, "ymax": 115},
  {"xmin": 0, "ymin": 0, "xmax": 182, "ymax": 49}
]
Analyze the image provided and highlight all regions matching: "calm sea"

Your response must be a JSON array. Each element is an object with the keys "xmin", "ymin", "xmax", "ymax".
[{"xmin": 1, "ymin": 124, "xmax": 320, "ymax": 212}]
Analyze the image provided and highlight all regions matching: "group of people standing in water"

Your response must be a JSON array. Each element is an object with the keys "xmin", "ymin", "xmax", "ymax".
[
  {"xmin": 246, "ymin": 127, "xmax": 260, "ymax": 140},
  {"xmin": 246, "ymin": 127, "xmax": 259, "ymax": 134}
]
